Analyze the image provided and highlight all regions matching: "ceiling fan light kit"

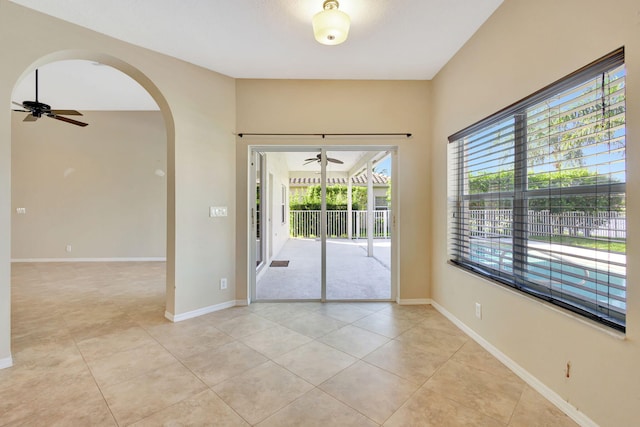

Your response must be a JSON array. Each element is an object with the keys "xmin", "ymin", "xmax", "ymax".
[{"xmin": 313, "ymin": 0, "xmax": 350, "ymax": 45}]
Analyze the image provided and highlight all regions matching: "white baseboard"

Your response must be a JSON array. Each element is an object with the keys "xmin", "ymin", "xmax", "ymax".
[
  {"xmin": 235, "ymin": 299, "xmax": 249, "ymax": 307},
  {"xmin": 398, "ymin": 298, "xmax": 432, "ymax": 305},
  {"xmin": 431, "ymin": 300, "xmax": 597, "ymax": 427},
  {"xmin": 0, "ymin": 355, "xmax": 13, "ymax": 370},
  {"xmin": 165, "ymin": 300, "xmax": 238, "ymax": 323},
  {"xmin": 11, "ymin": 257, "xmax": 166, "ymax": 263}
]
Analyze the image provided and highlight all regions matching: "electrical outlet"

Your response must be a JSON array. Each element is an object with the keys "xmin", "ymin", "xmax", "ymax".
[
  {"xmin": 65, "ymin": 244, "xmax": 72, "ymax": 253},
  {"xmin": 220, "ymin": 278, "xmax": 228, "ymax": 290},
  {"xmin": 475, "ymin": 302, "xmax": 482, "ymax": 319},
  {"xmin": 16, "ymin": 207, "xmax": 26, "ymax": 214}
]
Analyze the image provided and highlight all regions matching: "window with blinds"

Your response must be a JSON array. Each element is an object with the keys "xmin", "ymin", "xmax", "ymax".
[{"xmin": 448, "ymin": 48, "xmax": 626, "ymax": 331}]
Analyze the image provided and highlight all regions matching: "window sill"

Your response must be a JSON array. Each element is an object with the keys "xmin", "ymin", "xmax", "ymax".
[{"xmin": 446, "ymin": 260, "xmax": 627, "ymax": 341}]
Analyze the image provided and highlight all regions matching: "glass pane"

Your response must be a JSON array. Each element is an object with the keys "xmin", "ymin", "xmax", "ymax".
[
  {"xmin": 256, "ymin": 151, "xmax": 321, "ymax": 300},
  {"xmin": 326, "ymin": 150, "xmax": 391, "ymax": 300},
  {"xmin": 255, "ymin": 152, "xmax": 263, "ymax": 268},
  {"xmin": 525, "ymin": 193, "xmax": 626, "ymax": 319}
]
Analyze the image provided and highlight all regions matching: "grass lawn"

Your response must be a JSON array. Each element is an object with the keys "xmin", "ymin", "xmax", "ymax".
[{"xmin": 529, "ymin": 235, "xmax": 626, "ymax": 253}]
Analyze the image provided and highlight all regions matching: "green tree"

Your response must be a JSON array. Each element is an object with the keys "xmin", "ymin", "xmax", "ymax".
[
  {"xmin": 468, "ymin": 169, "xmax": 625, "ymax": 213},
  {"xmin": 290, "ymin": 185, "xmax": 368, "ymax": 210}
]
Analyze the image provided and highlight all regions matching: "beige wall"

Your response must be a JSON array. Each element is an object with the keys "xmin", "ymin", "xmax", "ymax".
[
  {"xmin": 431, "ymin": 0, "xmax": 639, "ymax": 425},
  {"xmin": 0, "ymin": 1, "xmax": 237, "ymax": 361},
  {"xmin": 235, "ymin": 79, "xmax": 431, "ymax": 303},
  {"xmin": 264, "ymin": 152, "xmax": 290, "ymax": 261},
  {"xmin": 11, "ymin": 111, "xmax": 166, "ymax": 259}
]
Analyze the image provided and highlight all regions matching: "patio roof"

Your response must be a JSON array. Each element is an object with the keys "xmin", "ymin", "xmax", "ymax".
[{"xmin": 290, "ymin": 173, "xmax": 389, "ymax": 187}]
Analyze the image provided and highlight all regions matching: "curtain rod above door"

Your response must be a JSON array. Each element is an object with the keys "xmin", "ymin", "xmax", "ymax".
[{"xmin": 237, "ymin": 132, "xmax": 412, "ymax": 138}]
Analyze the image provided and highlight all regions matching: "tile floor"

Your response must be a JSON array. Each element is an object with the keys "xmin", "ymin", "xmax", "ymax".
[{"xmin": 2, "ymin": 262, "xmax": 578, "ymax": 426}]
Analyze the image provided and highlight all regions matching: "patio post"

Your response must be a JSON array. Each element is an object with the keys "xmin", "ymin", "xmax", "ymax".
[
  {"xmin": 367, "ymin": 160, "xmax": 374, "ymax": 257},
  {"xmin": 347, "ymin": 175, "xmax": 353, "ymax": 239}
]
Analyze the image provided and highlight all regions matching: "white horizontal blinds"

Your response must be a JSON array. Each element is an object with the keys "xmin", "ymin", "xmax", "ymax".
[{"xmin": 448, "ymin": 48, "xmax": 626, "ymax": 330}]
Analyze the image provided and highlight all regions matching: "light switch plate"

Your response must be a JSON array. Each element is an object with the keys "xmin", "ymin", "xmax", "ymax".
[{"xmin": 209, "ymin": 206, "xmax": 228, "ymax": 217}]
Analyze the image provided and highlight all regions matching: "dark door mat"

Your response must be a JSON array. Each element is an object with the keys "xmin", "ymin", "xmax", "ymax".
[{"xmin": 270, "ymin": 260, "xmax": 289, "ymax": 267}]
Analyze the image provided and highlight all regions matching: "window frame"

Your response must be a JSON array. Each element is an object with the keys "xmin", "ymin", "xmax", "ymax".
[{"xmin": 448, "ymin": 48, "xmax": 626, "ymax": 331}]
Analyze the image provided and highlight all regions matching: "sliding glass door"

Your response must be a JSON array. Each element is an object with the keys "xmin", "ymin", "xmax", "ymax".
[{"xmin": 251, "ymin": 147, "xmax": 394, "ymax": 302}]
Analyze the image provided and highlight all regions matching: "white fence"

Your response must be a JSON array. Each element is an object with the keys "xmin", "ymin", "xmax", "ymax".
[
  {"xmin": 290, "ymin": 210, "xmax": 391, "ymax": 238},
  {"xmin": 469, "ymin": 209, "xmax": 626, "ymax": 239}
]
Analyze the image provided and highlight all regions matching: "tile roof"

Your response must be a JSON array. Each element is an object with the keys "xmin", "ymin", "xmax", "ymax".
[{"xmin": 289, "ymin": 173, "xmax": 389, "ymax": 186}]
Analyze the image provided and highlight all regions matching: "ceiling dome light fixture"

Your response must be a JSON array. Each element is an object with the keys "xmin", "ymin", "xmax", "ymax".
[{"xmin": 312, "ymin": 0, "xmax": 350, "ymax": 45}]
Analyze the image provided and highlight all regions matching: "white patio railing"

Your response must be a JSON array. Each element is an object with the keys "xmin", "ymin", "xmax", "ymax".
[
  {"xmin": 290, "ymin": 210, "xmax": 391, "ymax": 238},
  {"xmin": 468, "ymin": 209, "xmax": 626, "ymax": 239}
]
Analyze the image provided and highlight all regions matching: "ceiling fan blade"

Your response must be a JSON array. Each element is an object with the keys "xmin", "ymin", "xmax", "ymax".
[
  {"xmin": 304, "ymin": 158, "xmax": 318, "ymax": 162},
  {"xmin": 50, "ymin": 109, "xmax": 83, "ymax": 116},
  {"xmin": 12, "ymin": 109, "xmax": 29, "ymax": 112},
  {"xmin": 327, "ymin": 158, "xmax": 344, "ymax": 164},
  {"xmin": 23, "ymin": 115, "xmax": 38, "ymax": 122},
  {"xmin": 48, "ymin": 114, "xmax": 89, "ymax": 127},
  {"xmin": 12, "ymin": 101, "xmax": 25, "ymax": 108},
  {"xmin": 303, "ymin": 160, "xmax": 317, "ymax": 166}
]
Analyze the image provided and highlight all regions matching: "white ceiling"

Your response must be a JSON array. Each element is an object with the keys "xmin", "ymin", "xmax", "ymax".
[
  {"xmin": 9, "ymin": 1, "xmax": 502, "ymax": 170},
  {"xmin": 282, "ymin": 149, "xmax": 389, "ymax": 174},
  {"xmin": 9, "ymin": 0, "xmax": 502, "ymax": 80}
]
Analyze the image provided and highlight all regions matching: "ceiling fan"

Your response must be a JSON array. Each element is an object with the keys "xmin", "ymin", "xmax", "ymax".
[
  {"xmin": 11, "ymin": 69, "xmax": 88, "ymax": 127},
  {"xmin": 303, "ymin": 153, "xmax": 344, "ymax": 165}
]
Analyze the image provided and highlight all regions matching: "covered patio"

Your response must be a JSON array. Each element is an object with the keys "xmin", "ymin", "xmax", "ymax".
[{"xmin": 257, "ymin": 238, "xmax": 391, "ymax": 300}]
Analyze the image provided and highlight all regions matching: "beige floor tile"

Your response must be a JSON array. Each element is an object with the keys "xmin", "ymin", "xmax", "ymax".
[
  {"xmin": 418, "ymin": 310, "xmax": 467, "ymax": 335},
  {"xmin": 213, "ymin": 361, "xmax": 314, "ymax": 425},
  {"xmin": 319, "ymin": 325, "xmax": 389, "ymax": 358},
  {"xmin": 257, "ymin": 388, "xmax": 378, "ymax": 427},
  {"xmin": 216, "ymin": 313, "xmax": 279, "ymax": 338},
  {"xmin": 384, "ymin": 387, "xmax": 503, "ymax": 427},
  {"xmin": 509, "ymin": 386, "xmax": 578, "ymax": 427},
  {"xmin": 314, "ymin": 303, "xmax": 374, "ymax": 323},
  {"xmin": 198, "ymin": 306, "xmax": 253, "ymax": 323},
  {"xmin": 87, "ymin": 341, "xmax": 178, "ymax": 388},
  {"xmin": 67, "ymin": 313, "xmax": 139, "ymax": 342},
  {"xmin": 424, "ymin": 360, "xmax": 524, "ymax": 424},
  {"xmin": 378, "ymin": 304, "xmax": 431, "ymax": 322},
  {"xmin": 364, "ymin": 339, "xmax": 451, "ymax": 385},
  {"xmin": 101, "ymin": 362, "xmax": 207, "ymax": 426},
  {"xmin": 396, "ymin": 323, "xmax": 468, "ymax": 355},
  {"xmin": 182, "ymin": 340, "xmax": 268, "ymax": 386},
  {"xmin": 251, "ymin": 303, "xmax": 312, "ymax": 323},
  {"xmin": 277, "ymin": 312, "xmax": 346, "ymax": 338},
  {"xmin": 146, "ymin": 319, "xmax": 236, "ymax": 359},
  {"xmin": 0, "ymin": 363, "xmax": 103, "ymax": 425},
  {"xmin": 9, "ymin": 335, "xmax": 83, "ymax": 371},
  {"xmin": 76, "ymin": 325, "xmax": 158, "ymax": 361},
  {"xmin": 347, "ymin": 302, "xmax": 394, "ymax": 313},
  {"xmin": 10, "ymin": 313, "xmax": 68, "ymax": 343},
  {"xmin": 274, "ymin": 340, "xmax": 357, "ymax": 385},
  {"xmin": 6, "ymin": 394, "xmax": 116, "ymax": 427},
  {"xmin": 320, "ymin": 361, "xmax": 419, "ymax": 424},
  {"xmin": 6, "ymin": 263, "xmax": 576, "ymax": 427},
  {"xmin": 241, "ymin": 325, "xmax": 312, "ymax": 358},
  {"xmin": 451, "ymin": 340, "xmax": 516, "ymax": 380},
  {"xmin": 353, "ymin": 312, "xmax": 419, "ymax": 338},
  {"xmin": 130, "ymin": 389, "xmax": 250, "ymax": 426}
]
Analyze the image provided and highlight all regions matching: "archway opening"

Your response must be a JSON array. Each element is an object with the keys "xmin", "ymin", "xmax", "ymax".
[{"xmin": 7, "ymin": 53, "xmax": 175, "ymax": 368}]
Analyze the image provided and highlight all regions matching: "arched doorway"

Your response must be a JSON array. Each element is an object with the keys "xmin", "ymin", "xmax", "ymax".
[{"xmin": 3, "ymin": 51, "xmax": 175, "ymax": 369}]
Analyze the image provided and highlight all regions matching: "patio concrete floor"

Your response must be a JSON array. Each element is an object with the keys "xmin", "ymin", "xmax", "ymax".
[{"xmin": 256, "ymin": 238, "xmax": 391, "ymax": 300}]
